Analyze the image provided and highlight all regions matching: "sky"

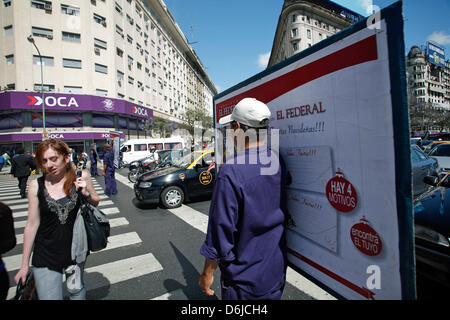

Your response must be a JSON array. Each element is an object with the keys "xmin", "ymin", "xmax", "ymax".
[{"xmin": 163, "ymin": 0, "xmax": 450, "ymax": 94}]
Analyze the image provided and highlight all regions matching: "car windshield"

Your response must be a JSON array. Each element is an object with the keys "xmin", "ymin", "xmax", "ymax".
[{"xmin": 172, "ymin": 152, "xmax": 201, "ymax": 168}]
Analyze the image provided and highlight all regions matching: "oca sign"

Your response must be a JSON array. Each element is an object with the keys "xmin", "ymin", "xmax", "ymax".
[
  {"xmin": 133, "ymin": 106, "xmax": 149, "ymax": 117},
  {"xmin": 27, "ymin": 96, "xmax": 79, "ymax": 108}
]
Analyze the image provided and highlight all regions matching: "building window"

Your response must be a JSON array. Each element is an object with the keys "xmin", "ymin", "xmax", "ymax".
[
  {"xmin": 64, "ymin": 86, "xmax": 82, "ymax": 94},
  {"xmin": 117, "ymin": 70, "xmax": 124, "ymax": 81},
  {"xmin": 93, "ymin": 13, "xmax": 106, "ymax": 26},
  {"xmin": 95, "ymin": 63, "xmax": 108, "ymax": 74},
  {"xmin": 94, "ymin": 38, "xmax": 107, "ymax": 49},
  {"xmin": 115, "ymin": 25, "xmax": 124, "ymax": 37},
  {"xmin": 96, "ymin": 89, "xmax": 108, "ymax": 97},
  {"xmin": 115, "ymin": 2, "xmax": 122, "ymax": 14},
  {"xmin": 4, "ymin": 0, "xmax": 11, "ymax": 7},
  {"xmin": 34, "ymin": 83, "xmax": 55, "ymax": 92},
  {"xmin": 33, "ymin": 55, "xmax": 54, "ymax": 66},
  {"xmin": 63, "ymin": 58, "xmax": 81, "ymax": 69},
  {"xmin": 293, "ymin": 42, "xmax": 299, "ymax": 52},
  {"xmin": 128, "ymin": 76, "xmax": 134, "ymax": 85},
  {"xmin": 292, "ymin": 14, "xmax": 297, "ymax": 23},
  {"xmin": 116, "ymin": 48, "xmax": 123, "ymax": 57},
  {"xmin": 61, "ymin": 4, "xmax": 79, "ymax": 15},
  {"xmin": 6, "ymin": 54, "xmax": 14, "ymax": 65},
  {"xmin": 62, "ymin": 31, "xmax": 81, "ymax": 42},
  {"xmin": 31, "ymin": 0, "xmax": 51, "ymax": 10},
  {"xmin": 307, "ymin": 29, "xmax": 311, "ymax": 39},
  {"xmin": 127, "ymin": 35, "xmax": 133, "ymax": 44},
  {"xmin": 4, "ymin": 25, "xmax": 13, "ymax": 36},
  {"xmin": 32, "ymin": 26, "xmax": 53, "ymax": 39},
  {"xmin": 291, "ymin": 28, "xmax": 297, "ymax": 38}
]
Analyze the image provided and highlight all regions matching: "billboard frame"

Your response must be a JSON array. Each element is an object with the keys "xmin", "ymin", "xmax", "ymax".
[{"xmin": 213, "ymin": 1, "xmax": 414, "ymax": 300}]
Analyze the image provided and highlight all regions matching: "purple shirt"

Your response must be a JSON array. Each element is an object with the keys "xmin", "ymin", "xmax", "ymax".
[{"xmin": 200, "ymin": 146, "xmax": 288, "ymax": 295}]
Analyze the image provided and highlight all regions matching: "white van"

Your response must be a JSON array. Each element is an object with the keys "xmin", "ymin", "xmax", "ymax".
[{"xmin": 121, "ymin": 137, "xmax": 185, "ymax": 165}]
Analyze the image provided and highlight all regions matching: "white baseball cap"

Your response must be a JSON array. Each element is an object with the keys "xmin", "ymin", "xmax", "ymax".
[{"xmin": 219, "ymin": 98, "xmax": 271, "ymax": 128}]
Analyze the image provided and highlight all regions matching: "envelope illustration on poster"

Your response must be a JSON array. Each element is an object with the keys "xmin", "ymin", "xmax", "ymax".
[{"xmin": 282, "ymin": 146, "xmax": 334, "ymax": 194}]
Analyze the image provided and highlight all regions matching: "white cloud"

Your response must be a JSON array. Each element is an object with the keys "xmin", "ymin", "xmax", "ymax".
[
  {"xmin": 428, "ymin": 31, "xmax": 450, "ymax": 46},
  {"xmin": 357, "ymin": 0, "xmax": 374, "ymax": 15},
  {"xmin": 257, "ymin": 52, "xmax": 271, "ymax": 70}
]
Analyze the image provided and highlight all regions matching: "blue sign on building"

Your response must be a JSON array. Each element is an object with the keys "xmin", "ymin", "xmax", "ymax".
[{"xmin": 426, "ymin": 41, "xmax": 446, "ymax": 67}]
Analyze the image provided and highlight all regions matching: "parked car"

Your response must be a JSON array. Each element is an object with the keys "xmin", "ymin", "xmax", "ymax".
[
  {"xmin": 411, "ymin": 145, "xmax": 438, "ymax": 197},
  {"xmin": 423, "ymin": 140, "xmax": 450, "ymax": 154},
  {"xmin": 427, "ymin": 143, "xmax": 450, "ymax": 173},
  {"xmin": 414, "ymin": 173, "xmax": 450, "ymax": 287},
  {"xmin": 134, "ymin": 149, "xmax": 215, "ymax": 208}
]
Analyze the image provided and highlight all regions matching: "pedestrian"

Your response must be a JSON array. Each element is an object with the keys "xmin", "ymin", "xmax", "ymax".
[
  {"xmin": 102, "ymin": 144, "xmax": 117, "ymax": 196},
  {"xmin": 198, "ymin": 98, "xmax": 288, "ymax": 300},
  {"xmin": 89, "ymin": 149, "xmax": 98, "ymax": 176},
  {"xmin": 10, "ymin": 147, "xmax": 36, "ymax": 198},
  {"xmin": 0, "ymin": 154, "xmax": 5, "ymax": 172},
  {"xmin": 1, "ymin": 202, "xmax": 16, "ymax": 300},
  {"xmin": 14, "ymin": 139, "xmax": 99, "ymax": 300},
  {"xmin": 70, "ymin": 148, "xmax": 79, "ymax": 168}
]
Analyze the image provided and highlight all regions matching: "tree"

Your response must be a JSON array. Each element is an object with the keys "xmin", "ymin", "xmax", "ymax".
[
  {"xmin": 144, "ymin": 118, "xmax": 171, "ymax": 138},
  {"xmin": 183, "ymin": 108, "xmax": 213, "ymax": 135}
]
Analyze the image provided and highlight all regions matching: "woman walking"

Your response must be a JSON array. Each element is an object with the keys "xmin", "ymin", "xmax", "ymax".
[{"xmin": 14, "ymin": 139, "xmax": 99, "ymax": 300}]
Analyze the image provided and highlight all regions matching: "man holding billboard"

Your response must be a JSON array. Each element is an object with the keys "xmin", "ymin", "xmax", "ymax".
[{"xmin": 199, "ymin": 98, "xmax": 289, "ymax": 300}]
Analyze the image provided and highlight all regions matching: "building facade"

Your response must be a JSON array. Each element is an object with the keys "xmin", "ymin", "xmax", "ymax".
[
  {"xmin": 406, "ymin": 45, "xmax": 450, "ymax": 110},
  {"xmin": 0, "ymin": 0, "xmax": 216, "ymax": 154},
  {"xmin": 268, "ymin": 0, "xmax": 362, "ymax": 68}
]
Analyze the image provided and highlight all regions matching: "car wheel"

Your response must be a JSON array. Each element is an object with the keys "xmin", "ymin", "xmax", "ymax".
[
  {"xmin": 161, "ymin": 186, "xmax": 184, "ymax": 209},
  {"xmin": 128, "ymin": 169, "xmax": 139, "ymax": 183}
]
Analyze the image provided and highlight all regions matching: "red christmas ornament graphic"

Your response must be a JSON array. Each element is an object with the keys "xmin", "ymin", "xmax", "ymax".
[
  {"xmin": 326, "ymin": 169, "xmax": 357, "ymax": 213},
  {"xmin": 350, "ymin": 216, "xmax": 382, "ymax": 256}
]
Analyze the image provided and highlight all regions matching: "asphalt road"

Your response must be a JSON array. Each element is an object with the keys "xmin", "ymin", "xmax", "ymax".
[{"xmin": 2, "ymin": 167, "xmax": 447, "ymax": 300}]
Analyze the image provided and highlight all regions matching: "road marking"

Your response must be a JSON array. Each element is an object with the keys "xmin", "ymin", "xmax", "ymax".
[
  {"xmin": 3, "ymin": 230, "xmax": 139, "ymax": 273},
  {"xmin": 169, "ymin": 204, "xmax": 337, "ymax": 300},
  {"xmin": 168, "ymin": 205, "xmax": 208, "ymax": 234},
  {"xmin": 100, "ymin": 232, "xmax": 142, "ymax": 251},
  {"xmin": 115, "ymin": 171, "xmax": 134, "ymax": 188},
  {"xmin": 7, "ymin": 253, "xmax": 162, "ymax": 299},
  {"xmin": 101, "ymin": 207, "xmax": 120, "ymax": 215},
  {"xmin": 84, "ymin": 253, "xmax": 163, "ymax": 291},
  {"xmin": 2, "ymin": 198, "xmax": 28, "ymax": 205}
]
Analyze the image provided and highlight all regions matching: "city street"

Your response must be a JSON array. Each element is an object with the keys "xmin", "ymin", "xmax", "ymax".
[{"xmin": 1, "ymin": 168, "xmax": 334, "ymax": 300}]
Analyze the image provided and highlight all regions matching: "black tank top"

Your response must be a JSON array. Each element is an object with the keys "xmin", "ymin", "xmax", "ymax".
[{"xmin": 32, "ymin": 176, "xmax": 81, "ymax": 272}]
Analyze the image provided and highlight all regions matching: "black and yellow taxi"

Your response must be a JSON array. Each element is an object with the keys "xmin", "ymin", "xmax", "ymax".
[{"xmin": 134, "ymin": 149, "xmax": 215, "ymax": 208}]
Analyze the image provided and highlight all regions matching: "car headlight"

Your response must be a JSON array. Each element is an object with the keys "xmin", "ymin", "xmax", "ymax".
[
  {"xmin": 415, "ymin": 224, "xmax": 450, "ymax": 247},
  {"xmin": 139, "ymin": 182, "xmax": 152, "ymax": 188}
]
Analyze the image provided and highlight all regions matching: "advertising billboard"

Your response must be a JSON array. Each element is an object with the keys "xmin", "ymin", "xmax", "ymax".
[
  {"xmin": 213, "ymin": 2, "xmax": 414, "ymax": 300},
  {"xmin": 426, "ymin": 41, "xmax": 446, "ymax": 67}
]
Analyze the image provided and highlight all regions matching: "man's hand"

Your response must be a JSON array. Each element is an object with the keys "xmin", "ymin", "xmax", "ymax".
[
  {"xmin": 198, "ymin": 259, "xmax": 218, "ymax": 296},
  {"xmin": 198, "ymin": 273, "xmax": 215, "ymax": 296}
]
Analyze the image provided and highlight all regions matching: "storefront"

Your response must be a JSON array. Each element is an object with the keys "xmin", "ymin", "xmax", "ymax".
[{"xmin": 0, "ymin": 91, "xmax": 153, "ymax": 155}]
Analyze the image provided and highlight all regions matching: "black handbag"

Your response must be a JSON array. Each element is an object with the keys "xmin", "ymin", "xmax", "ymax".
[
  {"xmin": 13, "ymin": 271, "xmax": 38, "ymax": 300},
  {"xmin": 0, "ymin": 202, "xmax": 16, "ymax": 255},
  {"xmin": 79, "ymin": 192, "xmax": 110, "ymax": 252}
]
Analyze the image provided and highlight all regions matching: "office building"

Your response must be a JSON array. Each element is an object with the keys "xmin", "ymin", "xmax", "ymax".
[{"xmin": 0, "ymin": 0, "xmax": 216, "ymax": 153}]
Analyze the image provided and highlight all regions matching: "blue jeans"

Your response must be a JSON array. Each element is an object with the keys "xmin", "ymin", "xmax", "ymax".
[{"xmin": 33, "ymin": 262, "xmax": 86, "ymax": 300}]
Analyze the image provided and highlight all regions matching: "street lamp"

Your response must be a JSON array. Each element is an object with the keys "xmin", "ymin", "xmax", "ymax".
[{"xmin": 27, "ymin": 35, "xmax": 46, "ymax": 139}]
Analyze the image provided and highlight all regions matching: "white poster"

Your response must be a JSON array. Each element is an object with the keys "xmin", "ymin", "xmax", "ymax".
[{"xmin": 214, "ymin": 3, "xmax": 413, "ymax": 300}]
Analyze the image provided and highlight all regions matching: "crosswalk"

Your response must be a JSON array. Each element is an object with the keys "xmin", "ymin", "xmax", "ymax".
[{"xmin": 0, "ymin": 174, "xmax": 164, "ymax": 300}]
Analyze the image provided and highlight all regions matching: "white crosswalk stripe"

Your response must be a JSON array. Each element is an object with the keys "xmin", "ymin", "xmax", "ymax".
[{"xmin": 0, "ymin": 175, "xmax": 164, "ymax": 300}]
